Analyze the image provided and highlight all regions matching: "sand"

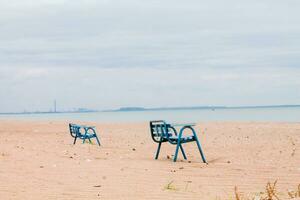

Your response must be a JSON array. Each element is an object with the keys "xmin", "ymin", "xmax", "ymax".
[{"xmin": 0, "ymin": 120, "xmax": 299, "ymax": 199}]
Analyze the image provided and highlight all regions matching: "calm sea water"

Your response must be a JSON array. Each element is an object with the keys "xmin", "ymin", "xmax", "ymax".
[{"xmin": 0, "ymin": 107, "xmax": 299, "ymax": 123}]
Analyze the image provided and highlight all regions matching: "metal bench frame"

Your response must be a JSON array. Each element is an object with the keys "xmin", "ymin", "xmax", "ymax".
[
  {"xmin": 69, "ymin": 123, "xmax": 101, "ymax": 146},
  {"xmin": 150, "ymin": 120, "xmax": 206, "ymax": 162}
]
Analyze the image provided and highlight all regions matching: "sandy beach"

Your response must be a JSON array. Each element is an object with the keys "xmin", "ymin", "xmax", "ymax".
[{"xmin": 0, "ymin": 120, "xmax": 299, "ymax": 199}]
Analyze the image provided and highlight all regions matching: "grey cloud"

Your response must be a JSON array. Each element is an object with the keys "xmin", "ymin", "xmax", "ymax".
[{"xmin": 0, "ymin": 0, "xmax": 300, "ymax": 112}]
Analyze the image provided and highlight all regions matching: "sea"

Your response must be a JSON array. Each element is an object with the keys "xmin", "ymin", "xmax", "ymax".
[{"xmin": 0, "ymin": 107, "xmax": 299, "ymax": 123}]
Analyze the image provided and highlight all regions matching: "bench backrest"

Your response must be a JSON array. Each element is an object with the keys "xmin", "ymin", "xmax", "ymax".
[
  {"xmin": 149, "ymin": 120, "xmax": 173, "ymax": 143},
  {"xmin": 69, "ymin": 123, "xmax": 83, "ymax": 138}
]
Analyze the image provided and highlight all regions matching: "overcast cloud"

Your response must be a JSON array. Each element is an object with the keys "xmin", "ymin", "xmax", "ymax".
[{"xmin": 0, "ymin": 0, "xmax": 300, "ymax": 112}]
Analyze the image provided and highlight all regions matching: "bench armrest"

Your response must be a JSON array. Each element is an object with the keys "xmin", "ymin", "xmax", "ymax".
[
  {"xmin": 77, "ymin": 125, "xmax": 95, "ymax": 129},
  {"xmin": 170, "ymin": 123, "xmax": 196, "ymax": 127}
]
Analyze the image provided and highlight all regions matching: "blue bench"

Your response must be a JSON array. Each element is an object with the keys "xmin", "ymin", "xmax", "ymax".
[
  {"xmin": 150, "ymin": 120, "xmax": 206, "ymax": 162},
  {"xmin": 69, "ymin": 123, "xmax": 101, "ymax": 146}
]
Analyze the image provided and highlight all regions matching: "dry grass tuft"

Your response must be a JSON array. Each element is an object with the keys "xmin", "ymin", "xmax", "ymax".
[
  {"xmin": 230, "ymin": 181, "xmax": 300, "ymax": 200},
  {"xmin": 287, "ymin": 184, "xmax": 300, "ymax": 199},
  {"xmin": 234, "ymin": 186, "xmax": 242, "ymax": 200},
  {"xmin": 262, "ymin": 180, "xmax": 279, "ymax": 200}
]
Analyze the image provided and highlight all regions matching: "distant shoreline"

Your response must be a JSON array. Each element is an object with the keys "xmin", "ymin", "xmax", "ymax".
[
  {"xmin": 105, "ymin": 104, "xmax": 300, "ymax": 112},
  {"xmin": 1, "ymin": 104, "xmax": 299, "ymax": 115},
  {"xmin": 0, "ymin": 111, "xmax": 99, "ymax": 115}
]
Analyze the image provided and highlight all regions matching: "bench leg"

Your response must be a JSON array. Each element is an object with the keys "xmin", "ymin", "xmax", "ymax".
[
  {"xmin": 95, "ymin": 135, "xmax": 101, "ymax": 146},
  {"xmin": 173, "ymin": 142, "xmax": 181, "ymax": 162},
  {"xmin": 195, "ymin": 137, "xmax": 206, "ymax": 163},
  {"xmin": 82, "ymin": 138, "xmax": 86, "ymax": 144},
  {"xmin": 180, "ymin": 144, "xmax": 187, "ymax": 160},
  {"xmin": 155, "ymin": 142, "xmax": 162, "ymax": 159},
  {"xmin": 88, "ymin": 138, "xmax": 92, "ymax": 144},
  {"xmin": 73, "ymin": 137, "xmax": 77, "ymax": 145}
]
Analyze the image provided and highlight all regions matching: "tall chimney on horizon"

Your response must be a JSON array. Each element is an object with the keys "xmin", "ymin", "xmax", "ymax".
[{"xmin": 54, "ymin": 100, "xmax": 57, "ymax": 113}]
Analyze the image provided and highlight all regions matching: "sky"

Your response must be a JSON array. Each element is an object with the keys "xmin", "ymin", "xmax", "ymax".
[{"xmin": 0, "ymin": 0, "xmax": 300, "ymax": 112}]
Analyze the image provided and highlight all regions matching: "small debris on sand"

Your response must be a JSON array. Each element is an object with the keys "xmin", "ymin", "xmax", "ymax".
[{"xmin": 93, "ymin": 185, "xmax": 101, "ymax": 188}]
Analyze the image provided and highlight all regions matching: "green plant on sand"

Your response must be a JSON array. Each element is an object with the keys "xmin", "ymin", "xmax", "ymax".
[{"xmin": 164, "ymin": 180, "xmax": 178, "ymax": 191}]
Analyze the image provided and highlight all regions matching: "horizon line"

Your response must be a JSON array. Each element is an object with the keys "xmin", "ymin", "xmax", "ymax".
[{"xmin": 1, "ymin": 104, "xmax": 300, "ymax": 115}]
